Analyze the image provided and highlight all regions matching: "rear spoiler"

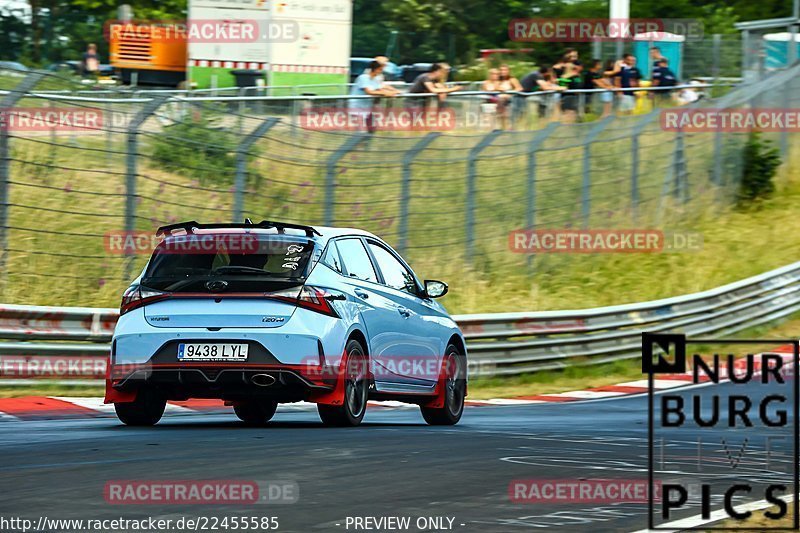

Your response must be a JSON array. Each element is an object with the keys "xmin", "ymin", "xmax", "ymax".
[{"xmin": 156, "ymin": 220, "xmax": 322, "ymax": 238}]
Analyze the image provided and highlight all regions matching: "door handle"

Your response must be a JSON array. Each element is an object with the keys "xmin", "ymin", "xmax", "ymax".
[
  {"xmin": 354, "ymin": 289, "xmax": 369, "ymax": 299},
  {"xmin": 397, "ymin": 307, "xmax": 411, "ymax": 318}
]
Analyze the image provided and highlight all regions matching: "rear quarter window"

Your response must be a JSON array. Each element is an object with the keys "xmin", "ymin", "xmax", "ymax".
[{"xmin": 336, "ymin": 238, "xmax": 378, "ymax": 282}]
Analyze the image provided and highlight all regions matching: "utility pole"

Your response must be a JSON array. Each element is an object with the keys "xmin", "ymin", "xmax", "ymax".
[{"xmin": 610, "ymin": 0, "xmax": 630, "ymax": 59}]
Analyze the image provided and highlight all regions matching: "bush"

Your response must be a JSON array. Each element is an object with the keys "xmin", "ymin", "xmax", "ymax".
[
  {"xmin": 150, "ymin": 113, "xmax": 238, "ymax": 185},
  {"xmin": 737, "ymin": 132, "xmax": 781, "ymax": 207}
]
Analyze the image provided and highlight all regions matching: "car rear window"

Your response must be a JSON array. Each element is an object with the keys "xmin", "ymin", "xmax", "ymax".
[{"xmin": 141, "ymin": 233, "xmax": 314, "ymax": 292}]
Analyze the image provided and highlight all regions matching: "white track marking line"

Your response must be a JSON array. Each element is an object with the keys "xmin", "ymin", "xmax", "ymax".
[
  {"xmin": 470, "ymin": 399, "xmax": 545, "ymax": 405},
  {"xmin": 0, "ymin": 411, "xmax": 20, "ymax": 422},
  {"xmin": 629, "ymin": 494, "xmax": 794, "ymax": 532},
  {"xmin": 163, "ymin": 403, "xmax": 197, "ymax": 415},
  {"xmin": 544, "ymin": 390, "xmax": 629, "ymax": 399},
  {"xmin": 618, "ymin": 379, "xmax": 689, "ymax": 389},
  {"xmin": 277, "ymin": 401, "xmax": 317, "ymax": 411},
  {"xmin": 368, "ymin": 401, "xmax": 417, "ymax": 409},
  {"xmin": 50, "ymin": 397, "xmax": 114, "ymax": 414}
]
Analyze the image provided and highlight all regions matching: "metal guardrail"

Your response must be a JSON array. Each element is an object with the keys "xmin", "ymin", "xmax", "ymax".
[{"xmin": 1, "ymin": 261, "xmax": 799, "ymax": 379}]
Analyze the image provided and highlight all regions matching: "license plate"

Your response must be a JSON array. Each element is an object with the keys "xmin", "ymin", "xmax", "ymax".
[{"xmin": 177, "ymin": 343, "xmax": 249, "ymax": 361}]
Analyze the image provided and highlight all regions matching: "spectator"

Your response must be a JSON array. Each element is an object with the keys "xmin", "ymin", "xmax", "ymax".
[
  {"xmin": 498, "ymin": 64, "xmax": 522, "ymax": 91},
  {"xmin": 557, "ymin": 62, "xmax": 583, "ymax": 123},
  {"xmin": 599, "ymin": 59, "xmax": 618, "ymax": 116},
  {"xmin": 651, "ymin": 57, "xmax": 677, "ymax": 102},
  {"xmin": 81, "ymin": 43, "xmax": 100, "ymax": 78},
  {"xmin": 371, "ymin": 56, "xmax": 401, "ymax": 96},
  {"xmin": 481, "ymin": 69, "xmax": 502, "ymax": 127},
  {"xmin": 650, "ymin": 47, "xmax": 665, "ymax": 69},
  {"xmin": 614, "ymin": 53, "xmax": 641, "ymax": 114},
  {"xmin": 491, "ymin": 64, "xmax": 523, "ymax": 128},
  {"xmin": 482, "ymin": 68, "xmax": 501, "ymax": 92},
  {"xmin": 553, "ymin": 49, "xmax": 580, "ymax": 77},
  {"xmin": 585, "ymin": 59, "xmax": 614, "ymax": 117},
  {"xmin": 408, "ymin": 62, "xmax": 462, "ymax": 108},
  {"xmin": 520, "ymin": 65, "xmax": 565, "ymax": 119},
  {"xmin": 349, "ymin": 60, "xmax": 398, "ymax": 131}
]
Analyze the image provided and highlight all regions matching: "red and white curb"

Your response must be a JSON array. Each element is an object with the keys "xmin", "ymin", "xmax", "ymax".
[
  {"xmin": 0, "ymin": 381, "xmax": 692, "ymax": 422},
  {"xmin": 0, "ymin": 397, "xmax": 547, "ymax": 421},
  {"xmin": 0, "ymin": 347, "xmax": 792, "ymax": 421}
]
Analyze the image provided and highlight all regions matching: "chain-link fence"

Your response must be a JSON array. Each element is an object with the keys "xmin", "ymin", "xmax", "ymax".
[{"xmin": 0, "ymin": 64, "xmax": 798, "ymax": 307}]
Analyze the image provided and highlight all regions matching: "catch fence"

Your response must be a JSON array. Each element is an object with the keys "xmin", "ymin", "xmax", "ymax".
[{"xmin": 0, "ymin": 64, "xmax": 797, "ymax": 307}]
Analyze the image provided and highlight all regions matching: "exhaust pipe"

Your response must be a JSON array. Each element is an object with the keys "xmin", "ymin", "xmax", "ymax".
[{"xmin": 251, "ymin": 373, "xmax": 276, "ymax": 387}]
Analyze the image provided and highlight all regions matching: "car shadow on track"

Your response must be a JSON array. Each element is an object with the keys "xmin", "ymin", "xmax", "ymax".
[{"xmin": 108, "ymin": 420, "xmax": 432, "ymax": 430}]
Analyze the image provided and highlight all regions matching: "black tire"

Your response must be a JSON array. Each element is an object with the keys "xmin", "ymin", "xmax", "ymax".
[
  {"xmin": 114, "ymin": 390, "xmax": 167, "ymax": 426},
  {"xmin": 318, "ymin": 339, "xmax": 369, "ymax": 427},
  {"xmin": 234, "ymin": 400, "xmax": 279, "ymax": 426},
  {"xmin": 421, "ymin": 345, "xmax": 466, "ymax": 426}
]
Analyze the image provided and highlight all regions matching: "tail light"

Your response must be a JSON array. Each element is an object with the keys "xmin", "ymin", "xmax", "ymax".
[
  {"xmin": 271, "ymin": 286, "xmax": 341, "ymax": 318},
  {"xmin": 120, "ymin": 285, "xmax": 169, "ymax": 315}
]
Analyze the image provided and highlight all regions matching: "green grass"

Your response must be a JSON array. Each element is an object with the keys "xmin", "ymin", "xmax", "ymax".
[
  {"xmin": 5, "ymin": 102, "xmax": 796, "ymax": 314},
  {"xmin": 0, "ymin": 384, "xmax": 104, "ymax": 398},
  {"xmin": 467, "ymin": 357, "xmax": 643, "ymax": 399}
]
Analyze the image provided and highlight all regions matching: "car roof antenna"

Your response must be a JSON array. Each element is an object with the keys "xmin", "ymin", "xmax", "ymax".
[{"xmin": 244, "ymin": 218, "xmax": 253, "ymax": 224}]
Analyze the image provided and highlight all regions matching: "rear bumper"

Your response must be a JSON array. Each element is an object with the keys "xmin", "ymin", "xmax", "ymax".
[
  {"xmin": 106, "ymin": 308, "xmax": 356, "ymax": 405},
  {"xmin": 107, "ymin": 362, "xmax": 338, "ymax": 403}
]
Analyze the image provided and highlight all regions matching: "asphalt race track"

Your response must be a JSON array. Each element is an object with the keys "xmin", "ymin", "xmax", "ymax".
[{"xmin": 0, "ymin": 379, "xmax": 794, "ymax": 533}]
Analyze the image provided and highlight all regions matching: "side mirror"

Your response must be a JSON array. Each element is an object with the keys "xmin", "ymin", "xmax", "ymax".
[{"xmin": 424, "ymin": 280, "xmax": 448, "ymax": 299}]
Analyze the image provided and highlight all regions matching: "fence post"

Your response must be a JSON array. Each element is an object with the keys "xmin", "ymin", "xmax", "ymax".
[
  {"xmin": 465, "ymin": 130, "xmax": 503, "ymax": 260},
  {"xmin": 125, "ymin": 96, "xmax": 167, "ymax": 279},
  {"xmin": 712, "ymin": 124, "xmax": 724, "ymax": 185},
  {"xmin": 525, "ymin": 122, "xmax": 559, "ymax": 270},
  {"xmin": 711, "ymin": 34, "xmax": 721, "ymax": 82},
  {"xmin": 711, "ymin": 33, "xmax": 722, "ymax": 82},
  {"xmin": 324, "ymin": 134, "xmax": 369, "ymax": 226},
  {"xmin": 741, "ymin": 30, "xmax": 750, "ymax": 80},
  {"xmin": 630, "ymin": 113, "xmax": 659, "ymax": 224},
  {"xmin": 581, "ymin": 116, "xmax": 613, "ymax": 228},
  {"xmin": 673, "ymin": 128, "xmax": 689, "ymax": 202},
  {"xmin": 789, "ymin": 25, "xmax": 798, "ymax": 67},
  {"xmin": 780, "ymin": 80, "xmax": 791, "ymax": 157},
  {"xmin": 0, "ymin": 71, "xmax": 45, "ymax": 283},
  {"xmin": 233, "ymin": 117, "xmax": 280, "ymax": 222},
  {"xmin": 398, "ymin": 132, "xmax": 440, "ymax": 255},
  {"xmin": 659, "ymin": 127, "xmax": 688, "ymax": 215}
]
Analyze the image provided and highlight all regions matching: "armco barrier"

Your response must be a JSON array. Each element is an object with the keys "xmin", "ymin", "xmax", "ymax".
[{"xmin": 1, "ymin": 260, "xmax": 799, "ymax": 378}]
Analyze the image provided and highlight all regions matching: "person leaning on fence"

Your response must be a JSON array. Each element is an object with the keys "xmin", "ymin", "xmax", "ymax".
[
  {"xmin": 349, "ymin": 60, "xmax": 399, "ymax": 132},
  {"xmin": 372, "ymin": 56, "xmax": 402, "ymax": 96},
  {"xmin": 557, "ymin": 62, "xmax": 583, "ymax": 123},
  {"xmin": 407, "ymin": 63, "xmax": 462, "ymax": 110},
  {"xmin": 482, "ymin": 65, "xmax": 522, "ymax": 129},
  {"xmin": 520, "ymin": 65, "xmax": 565, "ymax": 120},
  {"xmin": 594, "ymin": 60, "xmax": 617, "ymax": 117},
  {"xmin": 482, "ymin": 68, "xmax": 502, "ymax": 101},
  {"xmin": 582, "ymin": 59, "xmax": 602, "ymax": 114},
  {"xmin": 613, "ymin": 54, "xmax": 641, "ymax": 114},
  {"xmin": 552, "ymin": 49, "xmax": 580, "ymax": 78}
]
